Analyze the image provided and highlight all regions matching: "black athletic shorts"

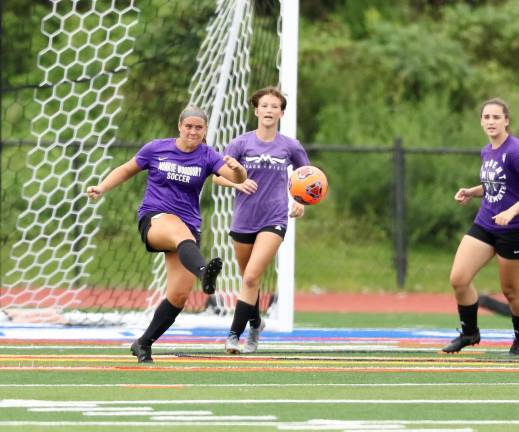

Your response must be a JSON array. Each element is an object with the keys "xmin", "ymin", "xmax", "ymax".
[
  {"xmin": 229, "ymin": 225, "xmax": 287, "ymax": 244},
  {"xmin": 467, "ymin": 223, "xmax": 519, "ymax": 260},
  {"xmin": 138, "ymin": 212, "xmax": 201, "ymax": 253}
]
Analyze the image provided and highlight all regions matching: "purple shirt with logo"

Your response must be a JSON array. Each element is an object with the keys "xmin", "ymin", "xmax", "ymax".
[
  {"xmin": 224, "ymin": 131, "xmax": 310, "ymax": 233},
  {"xmin": 475, "ymin": 134, "xmax": 519, "ymax": 232},
  {"xmin": 135, "ymin": 138, "xmax": 225, "ymax": 231}
]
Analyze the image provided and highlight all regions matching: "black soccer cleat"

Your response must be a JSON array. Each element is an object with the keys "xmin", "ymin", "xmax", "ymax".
[
  {"xmin": 441, "ymin": 330, "xmax": 481, "ymax": 353},
  {"xmin": 201, "ymin": 257, "xmax": 222, "ymax": 295},
  {"xmin": 131, "ymin": 340, "xmax": 153, "ymax": 363},
  {"xmin": 510, "ymin": 339, "xmax": 519, "ymax": 355}
]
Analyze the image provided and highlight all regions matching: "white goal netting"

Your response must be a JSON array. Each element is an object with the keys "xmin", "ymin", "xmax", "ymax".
[{"xmin": 1, "ymin": 0, "xmax": 297, "ymax": 330}]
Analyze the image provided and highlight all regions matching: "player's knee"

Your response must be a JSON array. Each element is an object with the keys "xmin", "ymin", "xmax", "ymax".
[
  {"xmin": 449, "ymin": 272, "xmax": 470, "ymax": 291},
  {"xmin": 168, "ymin": 291, "xmax": 189, "ymax": 308},
  {"xmin": 502, "ymin": 285, "xmax": 518, "ymax": 304},
  {"xmin": 242, "ymin": 274, "xmax": 260, "ymax": 291}
]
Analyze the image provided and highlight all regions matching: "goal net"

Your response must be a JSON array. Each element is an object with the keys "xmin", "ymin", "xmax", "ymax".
[{"xmin": 1, "ymin": 0, "xmax": 298, "ymax": 331}]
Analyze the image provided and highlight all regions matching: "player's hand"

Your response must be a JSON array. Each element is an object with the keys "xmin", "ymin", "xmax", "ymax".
[
  {"xmin": 223, "ymin": 155, "xmax": 241, "ymax": 170},
  {"xmin": 289, "ymin": 201, "xmax": 305, "ymax": 218},
  {"xmin": 223, "ymin": 155, "xmax": 247, "ymax": 183},
  {"xmin": 492, "ymin": 209, "xmax": 516, "ymax": 226},
  {"xmin": 235, "ymin": 179, "xmax": 257, "ymax": 195},
  {"xmin": 86, "ymin": 185, "xmax": 104, "ymax": 200},
  {"xmin": 454, "ymin": 188, "xmax": 473, "ymax": 205}
]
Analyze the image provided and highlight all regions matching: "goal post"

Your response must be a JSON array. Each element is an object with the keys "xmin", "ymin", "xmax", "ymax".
[
  {"xmin": 276, "ymin": 0, "xmax": 300, "ymax": 332},
  {"xmin": 1, "ymin": 0, "xmax": 300, "ymax": 331}
]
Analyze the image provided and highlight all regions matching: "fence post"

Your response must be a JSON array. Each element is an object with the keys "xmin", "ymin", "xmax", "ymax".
[{"xmin": 393, "ymin": 137, "xmax": 407, "ymax": 288}]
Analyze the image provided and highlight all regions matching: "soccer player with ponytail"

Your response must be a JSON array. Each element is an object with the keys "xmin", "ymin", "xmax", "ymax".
[{"xmin": 87, "ymin": 106, "xmax": 246, "ymax": 362}]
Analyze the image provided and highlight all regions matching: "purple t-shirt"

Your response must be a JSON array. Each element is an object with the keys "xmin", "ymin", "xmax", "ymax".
[
  {"xmin": 135, "ymin": 138, "xmax": 225, "ymax": 231},
  {"xmin": 475, "ymin": 134, "xmax": 519, "ymax": 232},
  {"xmin": 224, "ymin": 131, "xmax": 310, "ymax": 233}
]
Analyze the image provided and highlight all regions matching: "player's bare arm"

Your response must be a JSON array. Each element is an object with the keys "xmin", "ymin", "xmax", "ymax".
[
  {"xmin": 86, "ymin": 158, "xmax": 141, "ymax": 200},
  {"xmin": 492, "ymin": 201, "xmax": 519, "ymax": 226},
  {"xmin": 219, "ymin": 155, "xmax": 247, "ymax": 184},
  {"xmin": 454, "ymin": 185, "xmax": 483, "ymax": 205}
]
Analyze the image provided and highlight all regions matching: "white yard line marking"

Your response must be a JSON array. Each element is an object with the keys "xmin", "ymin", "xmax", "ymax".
[
  {"xmin": 0, "ymin": 420, "xmax": 495, "ymax": 429},
  {"xmin": 4, "ymin": 398, "xmax": 519, "ymax": 405},
  {"xmin": 150, "ymin": 415, "xmax": 277, "ymax": 421},
  {"xmin": 2, "ymin": 382, "xmax": 519, "ymax": 387},
  {"xmin": 29, "ymin": 407, "xmax": 155, "ymax": 412}
]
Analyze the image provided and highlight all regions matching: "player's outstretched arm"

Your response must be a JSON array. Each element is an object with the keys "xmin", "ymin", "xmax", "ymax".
[
  {"xmin": 215, "ymin": 155, "xmax": 247, "ymax": 185},
  {"xmin": 213, "ymin": 174, "xmax": 258, "ymax": 195},
  {"xmin": 86, "ymin": 158, "xmax": 141, "ymax": 200}
]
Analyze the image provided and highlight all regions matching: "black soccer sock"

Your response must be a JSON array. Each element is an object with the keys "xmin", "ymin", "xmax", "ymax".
[
  {"xmin": 249, "ymin": 296, "xmax": 261, "ymax": 329},
  {"xmin": 177, "ymin": 239, "xmax": 206, "ymax": 279},
  {"xmin": 229, "ymin": 300, "xmax": 255, "ymax": 338},
  {"xmin": 139, "ymin": 299, "xmax": 182, "ymax": 346},
  {"xmin": 458, "ymin": 301, "xmax": 479, "ymax": 335},
  {"xmin": 512, "ymin": 314, "xmax": 519, "ymax": 341}
]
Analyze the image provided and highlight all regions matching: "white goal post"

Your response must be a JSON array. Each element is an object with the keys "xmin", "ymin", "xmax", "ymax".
[{"xmin": 1, "ymin": 0, "xmax": 300, "ymax": 332}]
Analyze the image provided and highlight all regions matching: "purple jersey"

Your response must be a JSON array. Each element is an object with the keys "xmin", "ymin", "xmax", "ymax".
[
  {"xmin": 224, "ymin": 131, "xmax": 310, "ymax": 233},
  {"xmin": 135, "ymin": 138, "xmax": 225, "ymax": 231},
  {"xmin": 475, "ymin": 134, "xmax": 519, "ymax": 232}
]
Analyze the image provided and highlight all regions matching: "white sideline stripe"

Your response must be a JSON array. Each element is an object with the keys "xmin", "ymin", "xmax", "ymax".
[
  {"xmin": 81, "ymin": 410, "xmax": 209, "ymax": 416},
  {"xmin": 5, "ymin": 399, "xmax": 519, "ymax": 406},
  {"xmin": 150, "ymin": 415, "xmax": 277, "ymax": 421},
  {"xmin": 2, "ymin": 382, "xmax": 519, "ymax": 388},
  {"xmin": 280, "ymin": 428, "xmax": 472, "ymax": 432},
  {"xmin": 30, "ymin": 407, "xmax": 155, "ymax": 412},
  {"xmin": 280, "ymin": 429, "xmax": 473, "ymax": 432},
  {"xmin": 0, "ymin": 420, "xmax": 500, "ymax": 428},
  {"xmin": 0, "ymin": 422, "xmax": 279, "ymax": 427}
]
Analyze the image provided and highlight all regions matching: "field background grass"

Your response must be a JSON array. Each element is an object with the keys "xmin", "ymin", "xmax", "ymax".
[{"xmin": 1, "ymin": 310, "xmax": 519, "ymax": 431}]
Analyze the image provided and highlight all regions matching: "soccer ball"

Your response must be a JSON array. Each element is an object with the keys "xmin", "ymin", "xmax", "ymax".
[{"xmin": 288, "ymin": 165, "xmax": 328, "ymax": 205}]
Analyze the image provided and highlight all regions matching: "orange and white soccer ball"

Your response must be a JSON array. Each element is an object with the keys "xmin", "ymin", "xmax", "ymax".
[{"xmin": 288, "ymin": 165, "xmax": 328, "ymax": 205}]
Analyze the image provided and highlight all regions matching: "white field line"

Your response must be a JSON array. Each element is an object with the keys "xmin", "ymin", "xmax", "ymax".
[
  {"xmin": 279, "ymin": 425, "xmax": 473, "ymax": 432},
  {"xmin": 279, "ymin": 427, "xmax": 472, "ymax": 432},
  {"xmin": 1, "ymin": 382, "xmax": 519, "ymax": 388},
  {"xmin": 0, "ymin": 420, "xmax": 506, "ymax": 428},
  {"xmin": 0, "ymin": 421, "xmax": 279, "ymax": 427},
  {"xmin": 30, "ymin": 407, "xmax": 154, "ymax": 412},
  {"xmin": 151, "ymin": 415, "xmax": 277, "ymax": 421},
  {"xmin": 4, "ymin": 399, "xmax": 519, "ymax": 406}
]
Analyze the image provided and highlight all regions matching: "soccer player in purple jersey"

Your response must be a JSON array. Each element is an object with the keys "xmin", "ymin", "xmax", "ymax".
[
  {"xmin": 213, "ymin": 86, "xmax": 310, "ymax": 354},
  {"xmin": 443, "ymin": 98, "xmax": 519, "ymax": 355},
  {"xmin": 86, "ymin": 106, "xmax": 247, "ymax": 362}
]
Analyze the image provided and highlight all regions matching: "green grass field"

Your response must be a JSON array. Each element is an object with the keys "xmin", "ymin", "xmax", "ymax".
[{"xmin": 1, "ymin": 312, "xmax": 518, "ymax": 431}]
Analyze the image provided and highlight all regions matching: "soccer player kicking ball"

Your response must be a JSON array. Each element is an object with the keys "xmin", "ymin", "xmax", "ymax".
[{"xmin": 87, "ymin": 106, "xmax": 246, "ymax": 363}]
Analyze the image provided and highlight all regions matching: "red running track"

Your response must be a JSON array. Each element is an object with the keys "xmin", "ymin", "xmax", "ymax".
[{"xmin": 294, "ymin": 292, "xmax": 507, "ymax": 314}]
